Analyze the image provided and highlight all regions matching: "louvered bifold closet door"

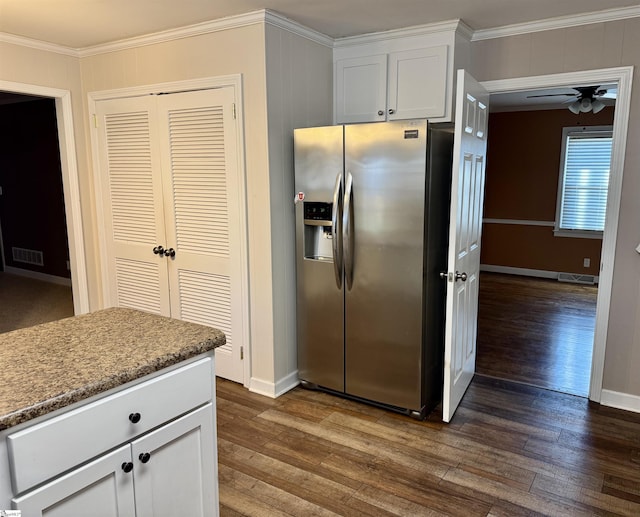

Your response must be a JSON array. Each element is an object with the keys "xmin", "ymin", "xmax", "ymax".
[
  {"xmin": 156, "ymin": 88, "xmax": 244, "ymax": 382},
  {"xmin": 95, "ymin": 96, "xmax": 171, "ymax": 316}
]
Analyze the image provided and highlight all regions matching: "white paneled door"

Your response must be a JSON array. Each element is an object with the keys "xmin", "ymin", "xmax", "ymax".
[
  {"xmin": 95, "ymin": 88, "xmax": 245, "ymax": 383},
  {"xmin": 442, "ymin": 70, "xmax": 489, "ymax": 422}
]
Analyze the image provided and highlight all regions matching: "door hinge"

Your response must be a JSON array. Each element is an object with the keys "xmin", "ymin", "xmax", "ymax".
[
  {"xmin": 92, "ymin": 114, "xmax": 98, "ymax": 128},
  {"xmin": 240, "ymin": 346, "xmax": 244, "ymax": 360},
  {"xmin": 232, "ymin": 103, "xmax": 236, "ymax": 120}
]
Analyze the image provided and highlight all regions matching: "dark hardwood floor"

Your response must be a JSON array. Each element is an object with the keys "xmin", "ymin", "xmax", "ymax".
[
  {"xmin": 216, "ymin": 375, "xmax": 640, "ymax": 516},
  {"xmin": 476, "ymin": 273, "xmax": 597, "ymax": 397},
  {"xmin": 217, "ymin": 272, "xmax": 629, "ymax": 516}
]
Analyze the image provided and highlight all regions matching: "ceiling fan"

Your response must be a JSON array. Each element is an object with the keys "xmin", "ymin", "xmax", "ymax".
[{"xmin": 527, "ymin": 86, "xmax": 616, "ymax": 114}]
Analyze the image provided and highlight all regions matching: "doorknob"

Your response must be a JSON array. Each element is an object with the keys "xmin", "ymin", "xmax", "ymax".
[
  {"xmin": 153, "ymin": 246, "xmax": 165, "ymax": 255},
  {"xmin": 455, "ymin": 271, "xmax": 468, "ymax": 282},
  {"xmin": 164, "ymin": 248, "xmax": 175, "ymax": 258}
]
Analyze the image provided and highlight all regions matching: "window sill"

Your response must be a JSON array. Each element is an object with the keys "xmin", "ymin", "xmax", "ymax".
[{"xmin": 553, "ymin": 229, "xmax": 603, "ymax": 240}]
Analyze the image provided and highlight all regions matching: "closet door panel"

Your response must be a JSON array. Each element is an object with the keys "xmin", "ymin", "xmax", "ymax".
[
  {"xmin": 157, "ymin": 88, "xmax": 244, "ymax": 382},
  {"xmin": 95, "ymin": 97, "xmax": 170, "ymax": 315}
]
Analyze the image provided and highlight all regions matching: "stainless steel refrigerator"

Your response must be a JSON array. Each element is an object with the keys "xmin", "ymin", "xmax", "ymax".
[{"xmin": 294, "ymin": 119, "xmax": 454, "ymax": 419}]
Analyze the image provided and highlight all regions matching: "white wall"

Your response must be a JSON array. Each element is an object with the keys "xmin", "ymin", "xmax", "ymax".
[
  {"xmin": 471, "ymin": 18, "xmax": 640, "ymax": 399},
  {"xmin": 261, "ymin": 24, "xmax": 333, "ymax": 394}
]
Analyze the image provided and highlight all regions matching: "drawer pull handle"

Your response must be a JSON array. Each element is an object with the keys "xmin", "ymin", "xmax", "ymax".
[
  {"xmin": 139, "ymin": 452, "xmax": 151, "ymax": 464},
  {"xmin": 128, "ymin": 412, "xmax": 141, "ymax": 424},
  {"xmin": 121, "ymin": 462, "xmax": 134, "ymax": 473}
]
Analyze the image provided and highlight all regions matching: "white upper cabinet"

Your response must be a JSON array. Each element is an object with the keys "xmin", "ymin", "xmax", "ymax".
[
  {"xmin": 387, "ymin": 46, "xmax": 448, "ymax": 120},
  {"xmin": 336, "ymin": 54, "xmax": 388, "ymax": 123},
  {"xmin": 334, "ymin": 22, "xmax": 471, "ymax": 124}
]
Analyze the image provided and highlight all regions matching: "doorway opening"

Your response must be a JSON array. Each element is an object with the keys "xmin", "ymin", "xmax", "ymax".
[
  {"xmin": 0, "ymin": 80, "xmax": 89, "ymax": 320},
  {"xmin": 0, "ymin": 93, "xmax": 74, "ymax": 331},
  {"xmin": 477, "ymin": 67, "xmax": 633, "ymax": 402}
]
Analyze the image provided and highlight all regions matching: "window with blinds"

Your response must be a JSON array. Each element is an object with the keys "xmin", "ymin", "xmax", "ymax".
[{"xmin": 555, "ymin": 126, "xmax": 613, "ymax": 238}]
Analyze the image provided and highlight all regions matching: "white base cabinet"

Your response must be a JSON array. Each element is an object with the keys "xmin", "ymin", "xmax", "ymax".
[{"xmin": 3, "ymin": 355, "xmax": 219, "ymax": 517}]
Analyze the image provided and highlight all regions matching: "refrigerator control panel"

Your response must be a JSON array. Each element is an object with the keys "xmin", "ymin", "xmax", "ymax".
[{"xmin": 303, "ymin": 202, "xmax": 332, "ymax": 224}]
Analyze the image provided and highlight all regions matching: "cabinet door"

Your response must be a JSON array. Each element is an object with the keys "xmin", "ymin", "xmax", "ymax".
[
  {"xmin": 335, "ymin": 55, "xmax": 387, "ymax": 123},
  {"xmin": 387, "ymin": 46, "xmax": 448, "ymax": 120},
  {"xmin": 95, "ymin": 96, "xmax": 171, "ymax": 316},
  {"xmin": 12, "ymin": 445, "xmax": 135, "ymax": 517},
  {"xmin": 131, "ymin": 404, "xmax": 218, "ymax": 517}
]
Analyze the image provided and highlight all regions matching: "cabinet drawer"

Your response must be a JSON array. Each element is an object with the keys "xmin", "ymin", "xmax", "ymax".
[{"xmin": 7, "ymin": 356, "xmax": 213, "ymax": 495}]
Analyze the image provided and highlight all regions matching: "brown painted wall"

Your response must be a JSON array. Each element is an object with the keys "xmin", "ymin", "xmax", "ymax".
[
  {"xmin": 481, "ymin": 107, "xmax": 615, "ymax": 276},
  {"xmin": 0, "ymin": 98, "xmax": 70, "ymax": 278}
]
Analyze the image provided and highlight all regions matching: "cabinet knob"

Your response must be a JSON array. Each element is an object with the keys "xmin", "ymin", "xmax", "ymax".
[
  {"xmin": 128, "ymin": 412, "xmax": 141, "ymax": 424},
  {"xmin": 139, "ymin": 452, "xmax": 151, "ymax": 464},
  {"xmin": 377, "ymin": 110, "xmax": 384, "ymax": 116},
  {"xmin": 164, "ymin": 247, "xmax": 176, "ymax": 258},
  {"xmin": 153, "ymin": 245, "xmax": 165, "ymax": 255},
  {"xmin": 121, "ymin": 462, "xmax": 134, "ymax": 473},
  {"xmin": 388, "ymin": 108, "xmax": 395, "ymax": 115}
]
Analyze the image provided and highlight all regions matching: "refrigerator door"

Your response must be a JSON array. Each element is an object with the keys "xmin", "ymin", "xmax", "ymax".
[
  {"xmin": 294, "ymin": 126, "xmax": 345, "ymax": 392},
  {"xmin": 344, "ymin": 120, "xmax": 428, "ymax": 410}
]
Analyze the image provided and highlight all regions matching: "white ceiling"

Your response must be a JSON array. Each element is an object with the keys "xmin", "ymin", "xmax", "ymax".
[{"xmin": 0, "ymin": 0, "xmax": 639, "ymax": 49}]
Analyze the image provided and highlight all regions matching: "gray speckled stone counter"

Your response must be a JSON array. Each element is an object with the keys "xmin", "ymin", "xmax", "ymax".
[{"xmin": 0, "ymin": 308, "xmax": 225, "ymax": 430}]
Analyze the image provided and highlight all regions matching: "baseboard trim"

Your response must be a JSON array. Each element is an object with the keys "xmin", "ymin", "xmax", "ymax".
[
  {"xmin": 4, "ymin": 266, "xmax": 72, "ymax": 286},
  {"xmin": 249, "ymin": 370, "xmax": 300, "ymax": 399},
  {"xmin": 600, "ymin": 389, "xmax": 640, "ymax": 414},
  {"xmin": 480, "ymin": 264, "xmax": 558, "ymax": 280}
]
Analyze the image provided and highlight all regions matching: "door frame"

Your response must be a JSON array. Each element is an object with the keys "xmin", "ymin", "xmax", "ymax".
[
  {"xmin": 0, "ymin": 80, "xmax": 90, "ymax": 314},
  {"xmin": 87, "ymin": 74, "xmax": 252, "ymax": 387},
  {"xmin": 480, "ymin": 66, "xmax": 633, "ymax": 403}
]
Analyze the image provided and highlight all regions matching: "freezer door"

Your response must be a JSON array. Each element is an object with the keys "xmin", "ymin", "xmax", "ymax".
[
  {"xmin": 344, "ymin": 120, "xmax": 428, "ymax": 410},
  {"xmin": 294, "ymin": 126, "xmax": 345, "ymax": 392}
]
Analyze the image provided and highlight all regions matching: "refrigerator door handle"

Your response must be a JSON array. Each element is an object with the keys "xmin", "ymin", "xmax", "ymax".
[
  {"xmin": 343, "ymin": 172, "xmax": 354, "ymax": 290},
  {"xmin": 332, "ymin": 172, "xmax": 343, "ymax": 289}
]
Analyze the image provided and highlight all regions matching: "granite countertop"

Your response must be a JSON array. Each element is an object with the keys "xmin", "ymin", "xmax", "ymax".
[{"xmin": 0, "ymin": 308, "xmax": 225, "ymax": 431}]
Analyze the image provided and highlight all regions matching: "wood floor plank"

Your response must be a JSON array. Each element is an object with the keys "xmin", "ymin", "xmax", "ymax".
[
  {"xmin": 531, "ymin": 472, "xmax": 640, "ymax": 516},
  {"xmin": 219, "ymin": 463, "xmax": 341, "ymax": 517},
  {"xmin": 442, "ymin": 467, "xmax": 594, "ymax": 516}
]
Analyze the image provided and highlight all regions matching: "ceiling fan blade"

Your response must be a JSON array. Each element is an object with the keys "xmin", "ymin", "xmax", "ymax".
[{"xmin": 526, "ymin": 93, "xmax": 576, "ymax": 98}]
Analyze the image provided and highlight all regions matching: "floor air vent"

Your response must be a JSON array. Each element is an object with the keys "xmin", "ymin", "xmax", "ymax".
[
  {"xmin": 12, "ymin": 247, "xmax": 44, "ymax": 266},
  {"xmin": 558, "ymin": 272, "xmax": 596, "ymax": 285}
]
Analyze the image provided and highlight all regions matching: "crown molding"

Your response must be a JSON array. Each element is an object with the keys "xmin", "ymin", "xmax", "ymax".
[
  {"xmin": 264, "ymin": 10, "xmax": 334, "ymax": 48},
  {"xmin": 3, "ymin": 5, "xmax": 640, "ymax": 58},
  {"xmin": 78, "ymin": 10, "xmax": 269, "ymax": 57},
  {"xmin": 0, "ymin": 32, "xmax": 78, "ymax": 57},
  {"xmin": 334, "ymin": 19, "xmax": 467, "ymax": 48},
  {"xmin": 472, "ymin": 5, "xmax": 640, "ymax": 41}
]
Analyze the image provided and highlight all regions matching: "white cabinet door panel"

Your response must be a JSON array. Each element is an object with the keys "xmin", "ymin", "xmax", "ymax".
[
  {"xmin": 13, "ymin": 445, "xmax": 135, "ymax": 517},
  {"xmin": 387, "ymin": 46, "xmax": 448, "ymax": 120},
  {"xmin": 335, "ymin": 54, "xmax": 387, "ymax": 123},
  {"xmin": 131, "ymin": 404, "xmax": 217, "ymax": 517}
]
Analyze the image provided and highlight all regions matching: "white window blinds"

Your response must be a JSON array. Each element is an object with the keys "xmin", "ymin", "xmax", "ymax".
[{"xmin": 556, "ymin": 127, "xmax": 613, "ymax": 235}]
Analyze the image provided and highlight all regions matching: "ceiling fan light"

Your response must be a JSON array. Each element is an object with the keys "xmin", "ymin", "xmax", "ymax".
[
  {"xmin": 592, "ymin": 99, "xmax": 605, "ymax": 113},
  {"xmin": 568, "ymin": 100, "xmax": 581, "ymax": 114},
  {"xmin": 579, "ymin": 98, "xmax": 592, "ymax": 112}
]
